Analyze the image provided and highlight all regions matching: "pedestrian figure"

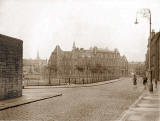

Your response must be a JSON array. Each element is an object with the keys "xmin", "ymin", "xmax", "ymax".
[
  {"xmin": 143, "ymin": 75, "xmax": 148, "ymax": 90},
  {"xmin": 82, "ymin": 78, "xmax": 84, "ymax": 84},
  {"xmin": 133, "ymin": 74, "xmax": 137, "ymax": 86},
  {"xmin": 152, "ymin": 78, "xmax": 158, "ymax": 89},
  {"xmin": 155, "ymin": 79, "xmax": 157, "ymax": 88},
  {"xmin": 68, "ymin": 78, "xmax": 70, "ymax": 85}
]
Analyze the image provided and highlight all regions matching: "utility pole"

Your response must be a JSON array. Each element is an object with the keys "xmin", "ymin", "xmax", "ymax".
[{"xmin": 135, "ymin": 8, "xmax": 153, "ymax": 92}]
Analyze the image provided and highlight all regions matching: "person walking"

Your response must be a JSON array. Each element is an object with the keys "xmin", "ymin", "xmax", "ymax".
[
  {"xmin": 68, "ymin": 78, "xmax": 70, "ymax": 85},
  {"xmin": 143, "ymin": 75, "xmax": 148, "ymax": 90},
  {"xmin": 152, "ymin": 78, "xmax": 157, "ymax": 89},
  {"xmin": 133, "ymin": 74, "xmax": 137, "ymax": 86},
  {"xmin": 155, "ymin": 79, "xmax": 157, "ymax": 88}
]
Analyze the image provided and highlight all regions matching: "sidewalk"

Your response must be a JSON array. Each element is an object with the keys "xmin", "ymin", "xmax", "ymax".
[
  {"xmin": 25, "ymin": 78, "xmax": 122, "ymax": 89},
  {"xmin": 0, "ymin": 89, "xmax": 62, "ymax": 111},
  {"xmin": 117, "ymin": 84, "xmax": 160, "ymax": 121}
]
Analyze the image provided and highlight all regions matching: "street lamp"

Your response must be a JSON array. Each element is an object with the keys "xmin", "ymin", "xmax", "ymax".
[{"xmin": 135, "ymin": 8, "xmax": 153, "ymax": 92}]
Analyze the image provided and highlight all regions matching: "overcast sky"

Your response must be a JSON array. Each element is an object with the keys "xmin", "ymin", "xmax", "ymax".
[{"xmin": 0, "ymin": 0, "xmax": 159, "ymax": 61}]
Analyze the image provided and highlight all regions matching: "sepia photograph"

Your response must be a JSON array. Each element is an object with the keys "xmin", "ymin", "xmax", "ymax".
[{"xmin": 0, "ymin": 0, "xmax": 159, "ymax": 121}]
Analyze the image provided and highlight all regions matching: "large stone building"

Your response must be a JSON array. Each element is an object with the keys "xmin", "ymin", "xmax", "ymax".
[
  {"xmin": 48, "ymin": 43, "xmax": 128, "ymax": 84},
  {"xmin": 0, "ymin": 34, "xmax": 23, "ymax": 100},
  {"xmin": 146, "ymin": 31, "xmax": 160, "ymax": 82}
]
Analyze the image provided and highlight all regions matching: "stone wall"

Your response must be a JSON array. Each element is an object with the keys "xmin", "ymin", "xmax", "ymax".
[
  {"xmin": 0, "ymin": 34, "xmax": 23, "ymax": 100},
  {"xmin": 150, "ymin": 32, "xmax": 160, "ymax": 81}
]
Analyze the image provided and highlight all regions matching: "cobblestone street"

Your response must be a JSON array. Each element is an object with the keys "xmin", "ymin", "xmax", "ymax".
[{"xmin": 0, "ymin": 78, "xmax": 144, "ymax": 121}]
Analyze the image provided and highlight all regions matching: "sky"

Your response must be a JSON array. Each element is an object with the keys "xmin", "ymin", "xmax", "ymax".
[{"xmin": 0, "ymin": 0, "xmax": 159, "ymax": 61}]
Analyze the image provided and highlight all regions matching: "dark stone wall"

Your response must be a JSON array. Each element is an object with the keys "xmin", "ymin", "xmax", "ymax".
[
  {"xmin": 0, "ymin": 34, "xmax": 23, "ymax": 100},
  {"xmin": 150, "ymin": 32, "xmax": 160, "ymax": 81}
]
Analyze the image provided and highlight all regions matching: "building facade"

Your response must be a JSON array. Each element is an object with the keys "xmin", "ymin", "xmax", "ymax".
[
  {"xmin": 120, "ymin": 56, "xmax": 128, "ymax": 77},
  {"xmin": 0, "ymin": 34, "xmax": 23, "ymax": 100},
  {"xmin": 146, "ymin": 31, "xmax": 160, "ymax": 82},
  {"xmin": 128, "ymin": 62, "xmax": 145, "ymax": 76},
  {"xmin": 48, "ymin": 43, "xmax": 128, "ymax": 84}
]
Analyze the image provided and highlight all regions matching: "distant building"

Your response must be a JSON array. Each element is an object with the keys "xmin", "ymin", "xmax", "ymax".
[
  {"xmin": 0, "ymin": 34, "xmax": 23, "ymax": 100},
  {"xmin": 23, "ymin": 52, "xmax": 47, "ymax": 80},
  {"xmin": 128, "ymin": 61, "xmax": 145, "ymax": 76},
  {"xmin": 48, "ymin": 42, "xmax": 128, "ymax": 84},
  {"xmin": 120, "ymin": 55, "xmax": 128, "ymax": 77}
]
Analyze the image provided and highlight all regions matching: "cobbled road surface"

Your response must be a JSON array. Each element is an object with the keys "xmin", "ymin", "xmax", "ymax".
[{"xmin": 0, "ymin": 77, "xmax": 144, "ymax": 121}]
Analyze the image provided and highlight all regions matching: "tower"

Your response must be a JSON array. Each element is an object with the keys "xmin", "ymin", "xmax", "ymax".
[
  {"xmin": 72, "ymin": 41, "xmax": 76, "ymax": 50},
  {"xmin": 37, "ymin": 50, "xmax": 40, "ymax": 60}
]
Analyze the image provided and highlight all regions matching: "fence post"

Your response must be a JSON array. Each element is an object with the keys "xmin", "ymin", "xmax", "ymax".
[
  {"xmin": 69, "ymin": 78, "xmax": 70, "ymax": 85},
  {"xmin": 59, "ymin": 79, "xmax": 60, "ymax": 85}
]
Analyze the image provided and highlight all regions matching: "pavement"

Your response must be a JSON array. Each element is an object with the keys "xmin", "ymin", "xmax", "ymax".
[
  {"xmin": 117, "ymin": 84, "xmax": 160, "ymax": 121},
  {"xmin": 0, "ymin": 88, "xmax": 62, "ymax": 111}
]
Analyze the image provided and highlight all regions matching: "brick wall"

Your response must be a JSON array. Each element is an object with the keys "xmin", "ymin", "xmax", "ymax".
[{"xmin": 0, "ymin": 34, "xmax": 23, "ymax": 100}]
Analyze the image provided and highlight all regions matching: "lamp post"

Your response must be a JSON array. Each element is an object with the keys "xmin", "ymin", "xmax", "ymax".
[{"xmin": 135, "ymin": 8, "xmax": 153, "ymax": 92}]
